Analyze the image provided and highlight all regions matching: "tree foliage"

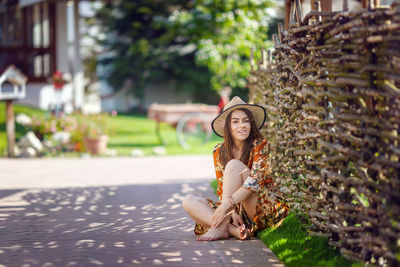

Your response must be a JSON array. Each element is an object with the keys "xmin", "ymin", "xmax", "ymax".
[{"xmin": 95, "ymin": 0, "xmax": 274, "ymax": 104}]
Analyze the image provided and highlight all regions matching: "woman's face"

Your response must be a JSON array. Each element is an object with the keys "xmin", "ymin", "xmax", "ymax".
[{"xmin": 230, "ymin": 109, "xmax": 251, "ymax": 142}]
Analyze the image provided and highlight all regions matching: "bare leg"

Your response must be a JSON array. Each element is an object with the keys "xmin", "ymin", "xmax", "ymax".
[
  {"xmin": 182, "ymin": 195, "xmax": 213, "ymax": 227},
  {"xmin": 182, "ymin": 195, "xmax": 249, "ymax": 240},
  {"xmin": 182, "ymin": 195, "xmax": 229, "ymax": 240},
  {"xmin": 195, "ymin": 159, "xmax": 258, "ymax": 241}
]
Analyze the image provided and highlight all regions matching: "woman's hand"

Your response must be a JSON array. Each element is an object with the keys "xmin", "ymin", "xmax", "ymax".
[
  {"xmin": 231, "ymin": 210, "xmax": 244, "ymax": 228},
  {"xmin": 210, "ymin": 201, "xmax": 233, "ymax": 229}
]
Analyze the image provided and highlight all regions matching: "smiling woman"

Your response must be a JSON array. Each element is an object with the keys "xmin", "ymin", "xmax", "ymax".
[{"xmin": 182, "ymin": 96, "xmax": 289, "ymax": 241}]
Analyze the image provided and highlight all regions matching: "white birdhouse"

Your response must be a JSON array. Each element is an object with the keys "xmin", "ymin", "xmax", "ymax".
[{"xmin": 0, "ymin": 65, "xmax": 28, "ymax": 100}]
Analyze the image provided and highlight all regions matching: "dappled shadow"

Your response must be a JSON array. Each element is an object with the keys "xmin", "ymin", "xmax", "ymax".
[{"xmin": 0, "ymin": 182, "xmax": 224, "ymax": 266}]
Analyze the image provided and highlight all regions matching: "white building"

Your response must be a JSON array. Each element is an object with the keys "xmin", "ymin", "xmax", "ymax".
[{"xmin": 0, "ymin": 0, "xmax": 101, "ymax": 114}]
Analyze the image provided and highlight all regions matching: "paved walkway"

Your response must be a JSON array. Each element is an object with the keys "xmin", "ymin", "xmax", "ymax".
[{"xmin": 0, "ymin": 156, "xmax": 283, "ymax": 267}]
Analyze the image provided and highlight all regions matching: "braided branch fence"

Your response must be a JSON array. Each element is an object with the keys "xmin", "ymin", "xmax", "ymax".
[{"xmin": 248, "ymin": 3, "xmax": 400, "ymax": 265}]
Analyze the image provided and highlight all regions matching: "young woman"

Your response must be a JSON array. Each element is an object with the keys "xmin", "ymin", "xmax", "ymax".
[{"xmin": 182, "ymin": 96, "xmax": 289, "ymax": 241}]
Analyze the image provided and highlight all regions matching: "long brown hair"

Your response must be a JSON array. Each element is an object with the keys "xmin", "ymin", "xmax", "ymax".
[{"xmin": 219, "ymin": 108, "xmax": 264, "ymax": 168}]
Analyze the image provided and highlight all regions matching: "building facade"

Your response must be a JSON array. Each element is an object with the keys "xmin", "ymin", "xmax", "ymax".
[{"xmin": 0, "ymin": 0, "xmax": 96, "ymax": 113}]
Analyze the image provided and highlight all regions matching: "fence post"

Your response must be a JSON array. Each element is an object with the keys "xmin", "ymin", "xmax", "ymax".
[
  {"xmin": 343, "ymin": 0, "xmax": 349, "ymax": 11},
  {"xmin": 250, "ymin": 48, "xmax": 255, "ymax": 71},
  {"xmin": 278, "ymin": 23, "xmax": 283, "ymax": 44},
  {"xmin": 5, "ymin": 100, "xmax": 15, "ymax": 157},
  {"xmin": 260, "ymin": 48, "xmax": 268, "ymax": 69},
  {"xmin": 295, "ymin": 0, "xmax": 303, "ymax": 25}
]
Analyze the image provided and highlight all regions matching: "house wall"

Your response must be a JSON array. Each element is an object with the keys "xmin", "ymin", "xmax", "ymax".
[
  {"xmin": 15, "ymin": 1, "xmax": 95, "ymax": 114},
  {"xmin": 15, "ymin": 83, "xmax": 43, "ymax": 108},
  {"xmin": 16, "ymin": 82, "xmax": 74, "ymax": 114},
  {"xmin": 16, "ymin": 1, "xmax": 74, "ymax": 113},
  {"xmin": 56, "ymin": 2, "xmax": 69, "ymax": 73}
]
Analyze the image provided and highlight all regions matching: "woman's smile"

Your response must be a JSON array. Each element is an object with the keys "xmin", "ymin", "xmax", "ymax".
[
  {"xmin": 230, "ymin": 110, "xmax": 251, "ymax": 142},
  {"xmin": 237, "ymin": 129, "xmax": 249, "ymax": 135}
]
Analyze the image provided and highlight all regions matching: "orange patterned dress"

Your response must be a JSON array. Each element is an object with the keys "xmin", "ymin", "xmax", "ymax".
[{"xmin": 194, "ymin": 139, "xmax": 289, "ymax": 237}]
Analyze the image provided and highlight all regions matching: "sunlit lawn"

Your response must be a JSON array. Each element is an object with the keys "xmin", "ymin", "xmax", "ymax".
[
  {"xmin": 107, "ymin": 113, "xmax": 222, "ymax": 156},
  {"xmin": 258, "ymin": 213, "xmax": 363, "ymax": 267},
  {"xmin": 0, "ymin": 103, "xmax": 222, "ymax": 156}
]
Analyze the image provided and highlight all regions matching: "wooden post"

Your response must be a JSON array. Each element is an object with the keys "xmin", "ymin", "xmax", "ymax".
[
  {"xmin": 284, "ymin": 0, "xmax": 291, "ymax": 30},
  {"xmin": 5, "ymin": 100, "xmax": 15, "ymax": 157},
  {"xmin": 343, "ymin": 0, "xmax": 349, "ymax": 11},
  {"xmin": 362, "ymin": 0, "xmax": 367, "ymax": 8},
  {"xmin": 289, "ymin": 0, "xmax": 296, "ymax": 26},
  {"xmin": 315, "ymin": 1, "xmax": 322, "ymax": 22},
  {"xmin": 321, "ymin": 0, "xmax": 332, "ymax": 11},
  {"xmin": 295, "ymin": 0, "xmax": 303, "ymax": 25},
  {"xmin": 260, "ymin": 48, "xmax": 267, "ymax": 69},
  {"xmin": 272, "ymin": 34, "xmax": 279, "ymax": 46},
  {"xmin": 278, "ymin": 23, "xmax": 283, "ymax": 44},
  {"xmin": 250, "ymin": 48, "xmax": 255, "ymax": 71}
]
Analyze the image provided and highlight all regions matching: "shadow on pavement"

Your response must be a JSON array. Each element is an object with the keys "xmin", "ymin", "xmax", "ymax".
[{"xmin": 0, "ymin": 182, "xmax": 222, "ymax": 266}]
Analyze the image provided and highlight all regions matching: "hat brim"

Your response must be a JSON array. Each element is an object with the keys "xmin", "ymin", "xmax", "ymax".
[{"xmin": 211, "ymin": 104, "xmax": 266, "ymax": 138}]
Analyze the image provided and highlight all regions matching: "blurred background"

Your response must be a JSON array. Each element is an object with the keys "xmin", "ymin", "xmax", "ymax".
[
  {"xmin": 0, "ymin": 0, "xmax": 284, "ymax": 157},
  {"xmin": 1, "ymin": 0, "xmax": 385, "ymax": 157},
  {"xmin": 0, "ymin": 0, "xmax": 284, "ymax": 112}
]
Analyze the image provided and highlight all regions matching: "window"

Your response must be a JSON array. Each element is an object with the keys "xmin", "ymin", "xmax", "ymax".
[{"xmin": 0, "ymin": 1, "xmax": 55, "ymax": 82}]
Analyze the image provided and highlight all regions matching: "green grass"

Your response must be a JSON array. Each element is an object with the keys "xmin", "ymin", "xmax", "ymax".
[
  {"xmin": 107, "ymin": 113, "xmax": 222, "ymax": 156},
  {"xmin": 258, "ymin": 214, "xmax": 363, "ymax": 267},
  {"xmin": 0, "ymin": 102, "xmax": 46, "ymax": 155},
  {"xmin": 0, "ymin": 103, "xmax": 223, "ymax": 156},
  {"xmin": 209, "ymin": 180, "xmax": 362, "ymax": 267},
  {"xmin": 210, "ymin": 179, "xmax": 218, "ymax": 194}
]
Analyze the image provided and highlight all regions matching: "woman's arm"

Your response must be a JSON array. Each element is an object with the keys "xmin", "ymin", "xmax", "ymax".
[
  {"xmin": 241, "ymin": 139, "xmax": 272, "ymax": 193},
  {"xmin": 210, "ymin": 187, "xmax": 253, "ymax": 229}
]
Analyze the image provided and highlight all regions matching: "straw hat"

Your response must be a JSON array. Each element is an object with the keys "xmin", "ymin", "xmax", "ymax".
[{"xmin": 211, "ymin": 96, "xmax": 266, "ymax": 137}]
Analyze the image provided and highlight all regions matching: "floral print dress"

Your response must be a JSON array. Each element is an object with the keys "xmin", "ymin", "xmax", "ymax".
[{"xmin": 194, "ymin": 139, "xmax": 289, "ymax": 237}]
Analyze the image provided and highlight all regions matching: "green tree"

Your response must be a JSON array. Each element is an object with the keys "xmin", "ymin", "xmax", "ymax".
[
  {"xmin": 94, "ymin": 0, "xmax": 274, "ymax": 104},
  {"xmin": 172, "ymin": 0, "xmax": 274, "ymax": 98}
]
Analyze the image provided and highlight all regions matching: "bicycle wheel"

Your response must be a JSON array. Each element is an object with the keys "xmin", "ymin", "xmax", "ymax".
[{"xmin": 176, "ymin": 112, "xmax": 213, "ymax": 149}]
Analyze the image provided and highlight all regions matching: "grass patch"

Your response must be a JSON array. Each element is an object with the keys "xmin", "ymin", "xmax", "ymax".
[
  {"xmin": 0, "ymin": 103, "xmax": 223, "ymax": 156},
  {"xmin": 210, "ymin": 179, "xmax": 218, "ymax": 194},
  {"xmin": 0, "ymin": 102, "xmax": 45, "ymax": 155},
  {"xmin": 259, "ymin": 213, "xmax": 362, "ymax": 267},
  {"xmin": 107, "ymin": 113, "xmax": 222, "ymax": 156},
  {"xmin": 210, "ymin": 179, "xmax": 362, "ymax": 266}
]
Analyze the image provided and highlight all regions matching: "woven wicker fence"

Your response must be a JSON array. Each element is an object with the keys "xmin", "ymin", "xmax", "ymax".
[{"xmin": 248, "ymin": 3, "xmax": 400, "ymax": 265}]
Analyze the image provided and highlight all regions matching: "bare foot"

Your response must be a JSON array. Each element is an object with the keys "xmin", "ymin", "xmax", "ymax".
[
  {"xmin": 238, "ymin": 225, "xmax": 251, "ymax": 240},
  {"xmin": 229, "ymin": 224, "xmax": 251, "ymax": 240},
  {"xmin": 196, "ymin": 227, "xmax": 230, "ymax": 241}
]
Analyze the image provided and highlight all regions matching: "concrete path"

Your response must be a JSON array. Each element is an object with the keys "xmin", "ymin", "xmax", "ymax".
[{"xmin": 0, "ymin": 156, "xmax": 283, "ymax": 267}]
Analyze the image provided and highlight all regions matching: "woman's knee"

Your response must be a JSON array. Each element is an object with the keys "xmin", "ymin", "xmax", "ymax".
[
  {"xmin": 225, "ymin": 159, "xmax": 247, "ymax": 173},
  {"xmin": 225, "ymin": 159, "xmax": 250, "ymax": 182},
  {"xmin": 182, "ymin": 194, "xmax": 199, "ymax": 211}
]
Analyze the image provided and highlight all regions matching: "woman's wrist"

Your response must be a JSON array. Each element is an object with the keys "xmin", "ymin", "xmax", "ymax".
[
  {"xmin": 222, "ymin": 195, "xmax": 235, "ymax": 210},
  {"xmin": 228, "ymin": 195, "xmax": 235, "ymax": 207}
]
